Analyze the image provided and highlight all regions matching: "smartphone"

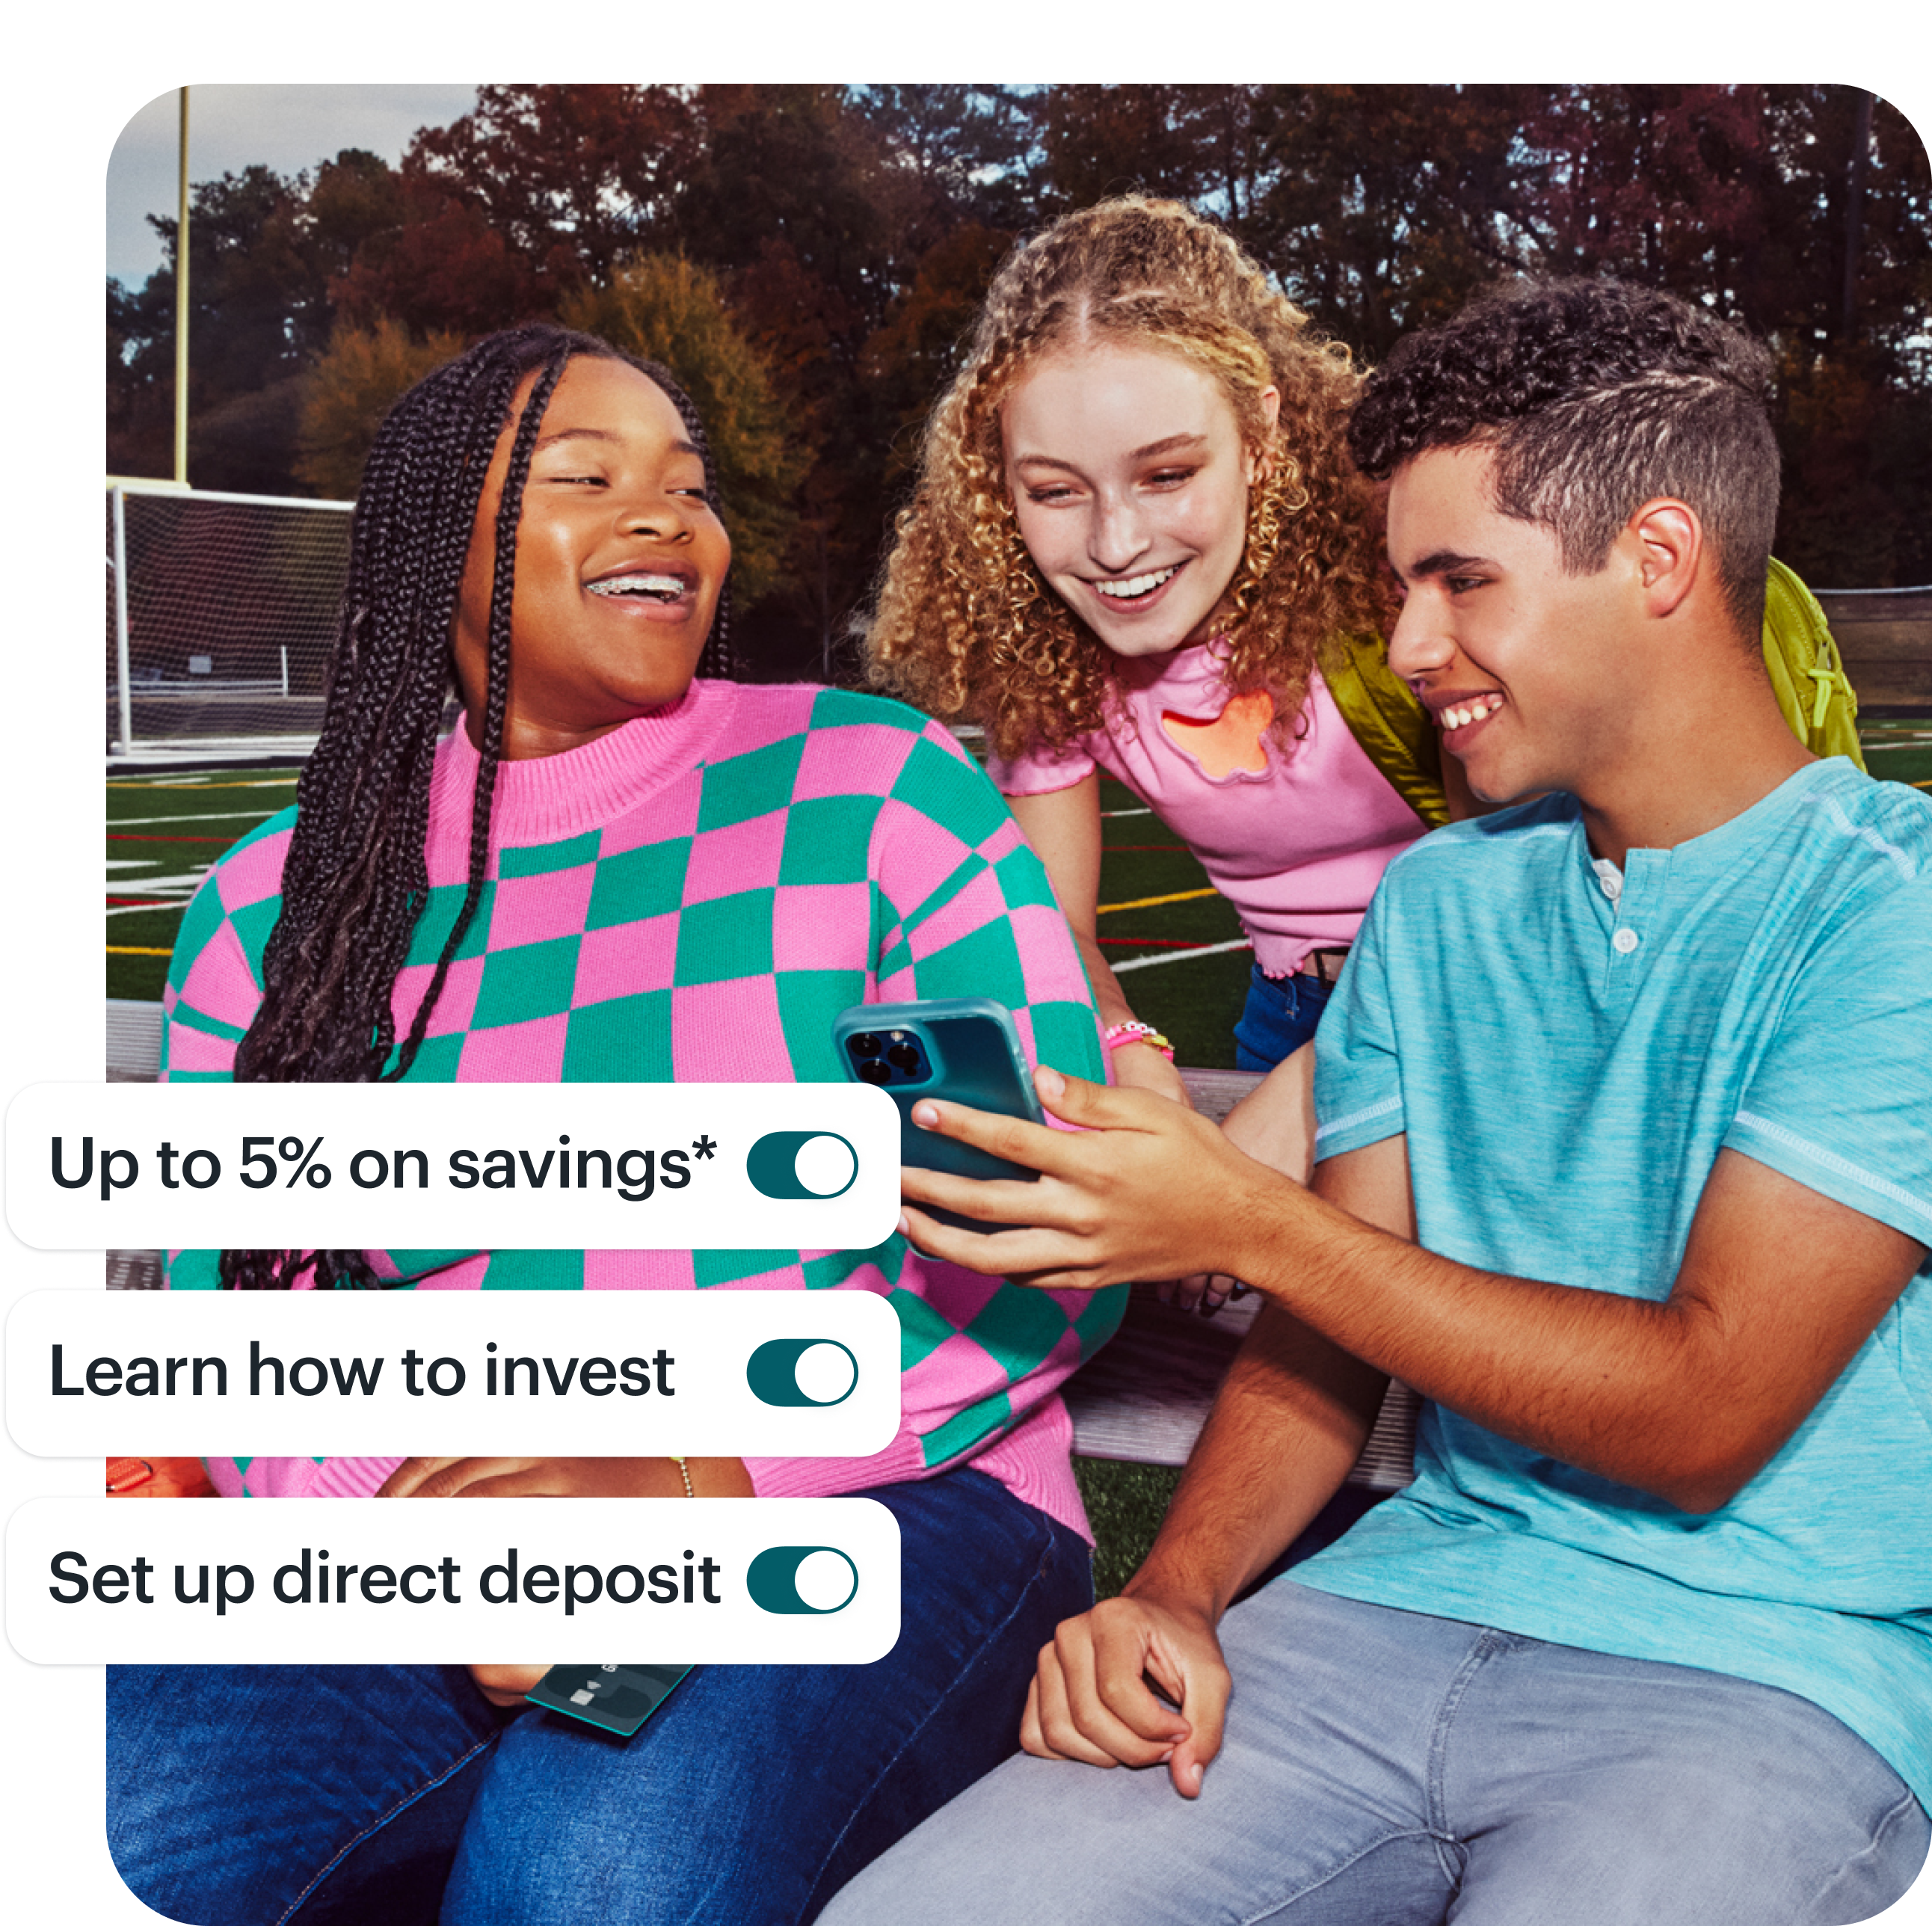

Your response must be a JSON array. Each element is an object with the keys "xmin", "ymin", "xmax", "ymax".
[
  {"xmin": 832, "ymin": 998, "xmax": 1045, "ymax": 1231},
  {"xmin": 525, "ymin": 1662, "xmax": 691, "ymax": 1738}
]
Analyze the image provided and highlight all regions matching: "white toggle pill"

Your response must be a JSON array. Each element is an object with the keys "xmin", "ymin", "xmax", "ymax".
[
  {"xmin": 795, "ymin": 1133, "xmax": 858, "ymax": 1197},
  {"xmin": 793, "ymin": 1548, "xmax": 860, "ymax": 1612},
  {"xmin": 793, "ymin": 1341, "xmax": 858, "ymax": 1406}
]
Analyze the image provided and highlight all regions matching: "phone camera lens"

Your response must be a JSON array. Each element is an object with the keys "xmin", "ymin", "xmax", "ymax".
[
  {"xmin": 887, "ymin": 1042, "xmax": 921, "ymax": 1074},
  {"xmin": 857, "ymin": 1059, "xmax": 892, "ymax": 1086},
  {"xmin": 849, "ymin": 1033, "xmax": 882, "ymax": 1058}
]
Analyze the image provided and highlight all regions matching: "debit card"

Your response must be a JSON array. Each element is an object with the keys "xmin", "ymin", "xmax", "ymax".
[{"xmin": 525, "ymin": 1662, "xmax": 692, "ymax": 1738}]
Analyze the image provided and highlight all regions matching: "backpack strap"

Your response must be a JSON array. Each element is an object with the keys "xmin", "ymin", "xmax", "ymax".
[
  {"xmin": 1319, "ymin": 628, "xmax": 1451, "ymax": 828},
  {"xmin": 1322, "ymin": 559, "xmax": 1865, "ymax": 816},
  {"xmin": 1760, "ymin": 558, "xmax": 1866, "ymax": 769}
]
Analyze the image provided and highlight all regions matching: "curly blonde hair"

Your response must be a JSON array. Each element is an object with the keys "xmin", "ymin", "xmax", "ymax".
[{"xmin": 867, "ymin": 196, "xmax": 1391, "ymax": 765}]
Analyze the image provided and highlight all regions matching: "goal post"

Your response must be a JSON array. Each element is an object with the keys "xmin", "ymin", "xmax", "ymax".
[{"xmin": 105, "ymin": 479, "xmax": 355, "ymax": 761}]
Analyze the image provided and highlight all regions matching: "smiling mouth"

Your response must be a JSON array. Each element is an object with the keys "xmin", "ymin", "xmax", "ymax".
[
  {"xmin": 1436, "ymin": 692, "xmax": 1505, "ymax": 733},
  {"xmin": 585, "ymin": 570, "xmax": 695, "ymax": 603},
  {"xmin": 1089, "ymin": 563, "xmax": 1181, "ymax": 606}
]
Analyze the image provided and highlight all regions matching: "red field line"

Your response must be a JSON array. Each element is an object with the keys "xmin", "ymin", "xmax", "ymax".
[{"xmin": 1096, "ymin": 935, "xmax": 1231, "ymax": 949}]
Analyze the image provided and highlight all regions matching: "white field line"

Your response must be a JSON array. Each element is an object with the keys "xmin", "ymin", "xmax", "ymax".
[
  {"xmin": 105, "ymin": 900, "xmax": 192, "ymax": 917},
  {"xmin": 107, "ymin": 777, "xmax": 299, "ymax": 791},
  {"xmin": 103, "ymin": 877, "xmax": 207, "ymax": 896},
  {"xmin": 1101, "ymin": 807, "xmax": 1153, "ymax": 817},
  {"xmin": 108, "ymin": 809, "xmax": 278, "ymax": 828},
  {"xmin": 1111, "ymin": 936, "xmax": 1254, "ymax": 974}
]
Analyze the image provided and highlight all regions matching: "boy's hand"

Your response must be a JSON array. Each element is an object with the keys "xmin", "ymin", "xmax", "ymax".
[
  {"xmin": 900, "ymin": 1067, "xmax": 1290, "ymax": 1291},
  {"xmin": 1022, "ymin": 1588, "xmax": 1231, "ymax": 1798}
]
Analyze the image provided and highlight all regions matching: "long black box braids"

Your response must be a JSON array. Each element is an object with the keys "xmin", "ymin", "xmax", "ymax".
[{"xmin": 218, "ymin": 326, "xmax": 731, "ymax": 1289}]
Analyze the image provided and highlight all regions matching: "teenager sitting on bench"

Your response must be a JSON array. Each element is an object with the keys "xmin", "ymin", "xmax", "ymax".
[{"xmin": 822, "ymin": 279, "xmax": 1932, "ymax": 1926}]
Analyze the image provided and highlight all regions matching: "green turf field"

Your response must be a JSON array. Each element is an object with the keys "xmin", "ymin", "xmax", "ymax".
[
  {"xmin": 107, "ymin": 769, "xmax": 301, "ymax": 1003},
  {"xmin": 1853, "ymin": 717, "xmax": 1932, "ymax": 793},
  {"xmin": 107, "ymin": 722, "xmax": 1932, "ymax": 1034}
]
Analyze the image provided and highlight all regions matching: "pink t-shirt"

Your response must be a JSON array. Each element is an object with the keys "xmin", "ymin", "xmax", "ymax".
[{"xmin": 985, "ymin": 642, "xmax": 1426, "ymax": 976}]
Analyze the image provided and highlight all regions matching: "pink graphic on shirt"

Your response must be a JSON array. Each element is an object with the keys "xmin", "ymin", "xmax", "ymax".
[
  {"xmin": 988, "ymin": 648, "xmax": 1425, "ymax": 976},
  {"xmin": 1010, "ymin": 903, "xmax": 1096, "ymax": 1010},
  {"xmin": 597, "ymin": 776, "xmax": 701, "ymax": 857},
  {"xmin": 164, "ymin": 1022, "xmax": 236, "ymax": 1076},
  {"xmin": 1160, "ymin": 688, "xmax": 1275, "ymax": 778},
  {"xmin": 580, "ymin": 1249, "xmax": 700, "ymax": 1290},
  {"xmin": 872, "ymin": 797, "xmax": 975, "ymax": 902},
  {"xmin": 905, "ymin": 867, "xmax": 1010, "ymax": 964}
]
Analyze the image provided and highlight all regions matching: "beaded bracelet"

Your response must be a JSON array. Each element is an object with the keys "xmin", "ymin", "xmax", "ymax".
[
  {"xmin": 668, "ymin": 1456, "xmax": 695, "ymax": 1498},
  {"xmin": 1103, "ymin": 1020, "xmax": 1175, "ymax": 1061}
]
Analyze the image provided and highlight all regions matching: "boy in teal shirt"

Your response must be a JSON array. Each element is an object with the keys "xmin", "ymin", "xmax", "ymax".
[{"xmin": 825, "ymin": 280, "xmax": 1932, "ymax": 1925}]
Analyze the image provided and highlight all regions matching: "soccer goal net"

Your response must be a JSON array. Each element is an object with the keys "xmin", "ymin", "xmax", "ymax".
[{"xmin": 106, "ymin": 480, "xmax": 354, "ymax": 760}]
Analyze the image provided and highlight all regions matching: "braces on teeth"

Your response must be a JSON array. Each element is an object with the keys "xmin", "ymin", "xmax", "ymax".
[{"xmin": 588, "ymin": 574, "xmax": 688, "ymax": 599}]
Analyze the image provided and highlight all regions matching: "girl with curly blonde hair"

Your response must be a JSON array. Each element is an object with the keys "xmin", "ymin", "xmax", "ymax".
[{"xmin": 870, "ymin": 198, "xmax": 1453, "ymax": 1284}]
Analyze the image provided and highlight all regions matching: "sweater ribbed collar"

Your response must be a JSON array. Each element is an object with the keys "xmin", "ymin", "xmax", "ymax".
[{"xmin": 428, "ymin": 678, "xmax": 738, "ymax": 849}]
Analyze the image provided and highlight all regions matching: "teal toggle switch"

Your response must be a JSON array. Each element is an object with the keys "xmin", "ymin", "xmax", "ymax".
[
  {"xmin": 747, "ymin": 1546, "xmax": 860, "ymax": 1615},
  {"xmin": 745, "ymin": 1130, "xmax": 858, "ymax": 1199},
  {"xmin": 746, "ymin": 1338, "xmax": 859, "ymax": 1408}
]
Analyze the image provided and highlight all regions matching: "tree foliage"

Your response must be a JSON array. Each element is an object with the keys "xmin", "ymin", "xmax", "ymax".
[
  {"xmin": 108, "ymin": 84, "xmax": 1932, "ymax": 670},
  {"xmin": 294, "ymin": 315, "xmax": 466, "ymax": 499}
]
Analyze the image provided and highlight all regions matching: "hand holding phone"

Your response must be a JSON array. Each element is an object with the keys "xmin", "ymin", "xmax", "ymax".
[{"xmin": 832, "ymin": 998, "xmax": 1045, "ymax": 1230}]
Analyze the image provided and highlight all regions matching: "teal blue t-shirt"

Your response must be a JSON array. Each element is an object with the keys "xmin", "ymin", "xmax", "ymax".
[{"xmin": 1301, "ymin": 758, "xmax": 1932, "ymax": 1810}]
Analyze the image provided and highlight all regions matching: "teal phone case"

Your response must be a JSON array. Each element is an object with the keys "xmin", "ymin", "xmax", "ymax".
[{"xmin": 831, "ymin": 998, "xmax": 1045, "ymax": 1228}]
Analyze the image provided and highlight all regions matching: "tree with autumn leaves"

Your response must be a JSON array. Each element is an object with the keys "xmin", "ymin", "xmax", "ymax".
[{"xmin": 108, "ymin": 84, "xmax": 1932, "ymax": 677}]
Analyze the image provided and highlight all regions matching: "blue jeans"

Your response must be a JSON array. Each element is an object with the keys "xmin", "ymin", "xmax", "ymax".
[
  {"xmin": 106, "ymin": 1469, "xmax": 1091, "ymax": 1926},
  {"xmin": 819, "ymin": 1580, "xmax": 1931, "ymax": 1926},
  {"xmin": 1232, "ymin": 963, "xmax": 1336, "ymax": 1071}
]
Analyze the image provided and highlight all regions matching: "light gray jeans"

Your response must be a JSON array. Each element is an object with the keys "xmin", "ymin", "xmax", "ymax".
[{"xmin": 819, "ymin": 1579, "xmax": 1930, "ymax": 1926}]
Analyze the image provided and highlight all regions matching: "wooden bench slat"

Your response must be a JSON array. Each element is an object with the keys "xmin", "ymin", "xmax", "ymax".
[{"xmin": 108, "ymin": 997, "xmax": 164, "ymax": 1082}]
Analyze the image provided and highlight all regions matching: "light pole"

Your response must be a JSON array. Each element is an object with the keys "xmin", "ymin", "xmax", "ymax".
[{"xmin": 174, "ymin": 85, "xmax": 189, "ymax": 486}]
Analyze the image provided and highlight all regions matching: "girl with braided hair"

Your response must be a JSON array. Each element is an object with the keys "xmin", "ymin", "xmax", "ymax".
[
  {"xmin": 108, "ymin": 324, "xmax": 1111, "ymax": 1924},
  {"xmin": 869, "ymin": 196, "xmax": 1450, "ymax": 1310}
]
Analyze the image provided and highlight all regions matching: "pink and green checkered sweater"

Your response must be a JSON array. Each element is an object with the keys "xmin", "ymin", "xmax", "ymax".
[{"xmin": 162, "ymin": 681, "xmax": 1122, "ymax": 1535}]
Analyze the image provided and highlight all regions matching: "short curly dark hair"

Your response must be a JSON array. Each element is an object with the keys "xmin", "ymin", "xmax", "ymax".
[{"xmin": 1348, "ymin": 279, "xmax": 1779, "ymax": 638}]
